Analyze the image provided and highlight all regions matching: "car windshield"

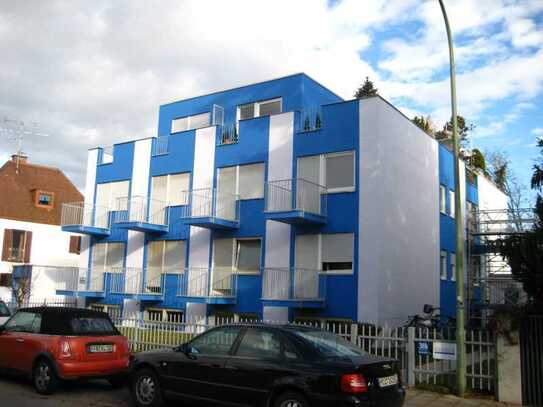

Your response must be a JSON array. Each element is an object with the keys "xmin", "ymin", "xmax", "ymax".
[
  {"xmin": 293, "ymin": 329, "xmax": 365, "ymax": 358},
  {"xmin": 0, "ymin": 302, "xmax": 10, "ymax": 317},
  {"xmin": 70, "ymin": 316, "xmax": 118, "ymax": 335}
]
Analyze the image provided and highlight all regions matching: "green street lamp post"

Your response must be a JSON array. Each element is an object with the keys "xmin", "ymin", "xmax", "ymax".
[{"xmin": 438, "ymin": 0, "xmax": 466, "ymax": 397}]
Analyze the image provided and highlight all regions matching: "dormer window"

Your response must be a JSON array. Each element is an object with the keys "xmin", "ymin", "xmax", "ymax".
[
  {"xmin": 237, "ymin": 98, "xmax": 282, "ymax": 121},
  {"xmin": 35, "ymin": 190, "xmax": 54, "ymax": 209}
]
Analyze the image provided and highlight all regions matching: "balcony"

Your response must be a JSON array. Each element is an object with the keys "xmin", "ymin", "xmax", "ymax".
[
  {"xmin": 297, "ymin": 107, "xmax": 323, "ymax": 132},
  {"xmin": 262, "ymin": 268, "xmax": 326, "ymax": 308},
  {"xmin": 264, "ymin": 178, "xmax": 327, "ymax": 225},
  {"xmin": 113, "ymin": 196, "xmax": 169, "ymax": 233},
  {"xmin": 61, "ymin": 202, "xmax": 111, "ymax": 236},
  {"xmin": 108, "ymin": 267, "xmax": 164, "ymax": 302},
  {"xmin": 54, "ymin": 267, "xmax": 105, "ymax": 298},
  {"xmin": 180, "ymin": 188, "xmax": 239, "ymax": 229},
  {"xmin": 177, "ymin": 268, "xmax": 238, "ymax": 305}
]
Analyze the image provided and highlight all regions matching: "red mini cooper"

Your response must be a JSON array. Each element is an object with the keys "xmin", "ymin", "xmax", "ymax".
[{"xmin": 0, "ymin": 307, "xmax": 130, "ymax": 394}]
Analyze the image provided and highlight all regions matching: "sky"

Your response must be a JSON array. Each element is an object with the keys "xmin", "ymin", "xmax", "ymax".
[{"xmin": 0, "ymin": 0, "xmax": 542, "ymax": 201}]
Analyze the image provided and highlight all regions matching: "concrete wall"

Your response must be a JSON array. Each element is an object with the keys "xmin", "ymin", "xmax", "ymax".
[
  {"xmin": 497, "ymin": 334, "xmax": 522, "ymax": 404},
  {"xmin": 358, "ymin": 98, "xmax": 440, "ymax": 325}
]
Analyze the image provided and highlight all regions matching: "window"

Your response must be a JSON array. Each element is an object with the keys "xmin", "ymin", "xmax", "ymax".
[
  {"xmin": 5, "ymin": 311, "xmax": 40, "ymax": 333},
  {"xmin": 217, "ymin": 163, "xmax": 265, "ymax": 200},
  {"xmin": 440, "ymin": 185, "xmax": 446, "ymax": 214},
  {"xmin": 237, "ymin": 98, "xmax": 282, "ymax": 121},
  {"xmin": 35, "ymin": 191, "xmax": 54, "ymax": 208},
  {"xmin": 0, "ymin": 301, "xmax": 10, "ymax": 317},
  {"xmin": 235, "ymin": 239, "xmax": 261, "ymax": 273},
  {"xmin": 95, "ymin": 180, "xmax": 130, "ymax": 215},
  {"xmin": 91, "ymin": 242, "xmax": 124, "ymax": 273},
  {"xmin": 298, "ymin": 151, "xmax": 355, "ymax": 193},
  {"xmin": 69, "ymin": 235, "xmax": 81, "ymax": 254},
  {"xmin": 146, "ymin": 240, "xmax": 186, "ymax": 276},
  {"xmin": 440, "ymin": 251, "xmax": 447, "ymax": 280},
  {"xmin": 0, "ymin": 273, "xmax": 12, "ymax": 287},
  {"xmin": 1, "ymin": 229, "xmax": 32, "ymax": 263},
  {"xmin": 171, "ymin": 112, "xmax": 210, "ymax": 133},
  {"xmin": 151, "ymin": 173, "xmax": 190, "ymax": 207},
  {"xmin": 448, "ymin": 190, "xmax": 455, "ymax": 218},
  {"xmin": 235, "ymin": 328, "xmax": 282, "ymax": 359},
  {"xmin": 451, "ymin": 255, "xmax": 456, "ymax": 281},
  {"xmin": 188, "ymin": 326, "xmax": 242, "ymax": 356},
  {"xmin": 322, "ymin": 233, "xmax": 354, "ymax": 273},
  {"xmin": 325, "ymin": 152, "xmax": 355, "ymax": 192}
]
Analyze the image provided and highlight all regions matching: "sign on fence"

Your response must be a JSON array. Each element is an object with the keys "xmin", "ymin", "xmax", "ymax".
[
  {"xmin": 433, "ymin": 341, "xmax": 457, "ymax": 360},
  {"xmin": 417, "ymin": 341, "xmax": 431, "ymax": 356}
]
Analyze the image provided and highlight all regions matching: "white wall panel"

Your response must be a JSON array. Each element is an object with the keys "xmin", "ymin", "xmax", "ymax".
[{"xmin": 358, "ymin": 98, "xmax": 440, "ymax": 325}]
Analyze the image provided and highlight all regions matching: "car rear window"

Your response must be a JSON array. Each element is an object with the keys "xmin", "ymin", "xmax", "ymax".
[
  {"xmin": 293, "ymin": 329, "xmax": 365, "ymax": 358},
  {"xmin": 70, "ymin": 316, "xmax": 118, "ymax": 336},
  {"xmin": 0, "ymin": 302, "xmax": 10, "ymax": 317}
]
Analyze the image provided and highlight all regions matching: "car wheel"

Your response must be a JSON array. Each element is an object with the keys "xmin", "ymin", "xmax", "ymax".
[
  {"xmin": 107, "ymin": 374, "xmax": 126, "ymax": 388},
  {"xmin": 130, "ymin": 368, "xmax": 164, "ymax": 407},
  {"xmin": 33, "ymin": 359, "xmax": 59, "ymax": 395},
  {"xmin": 274, "ymin": 391, "xmax": 309, "ymax": 407}
]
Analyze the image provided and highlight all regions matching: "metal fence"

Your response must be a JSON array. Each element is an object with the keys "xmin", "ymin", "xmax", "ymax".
[{"xmin": 265, "ymin": 178, "xmax": 327, "ymax": 217}]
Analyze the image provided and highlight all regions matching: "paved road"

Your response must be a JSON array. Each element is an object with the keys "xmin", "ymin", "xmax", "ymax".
[{"xmin": 0, "ymin": 376, "xmax": 512, "ymax": 407}]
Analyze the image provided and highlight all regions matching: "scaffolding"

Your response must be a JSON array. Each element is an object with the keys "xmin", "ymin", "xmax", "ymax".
[{"xmin": 467, "ymin": 208, "xmax": 535, "ymax": 317}]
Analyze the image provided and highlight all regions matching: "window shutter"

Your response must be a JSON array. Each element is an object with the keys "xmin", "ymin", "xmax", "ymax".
[
  {"xmin": 23, "ymin": 231, "xmax": 33, "ymax": 263},
  {"xmin": 69, "ymin": 236, "xmax": 81, "ymax": 254},
  {"xmin": 1, "ymin": 229, "xmax": 13, "ymax": 261}
]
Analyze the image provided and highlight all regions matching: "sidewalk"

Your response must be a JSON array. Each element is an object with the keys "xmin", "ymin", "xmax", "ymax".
[{"xmin": 405, "ymin": 389, "xmax": 518, "ymax": 407}]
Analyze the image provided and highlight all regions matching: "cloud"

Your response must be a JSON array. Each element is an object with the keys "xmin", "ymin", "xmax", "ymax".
[{"xmin": 532, "ymin": 128, "xmax": 543, "ymax": 136}]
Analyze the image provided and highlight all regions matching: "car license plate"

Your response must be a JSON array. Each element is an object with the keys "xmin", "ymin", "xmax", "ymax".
[
  {"xmin": 378, "ymin": 374, "xmax": 398, "ymax": 387},
  {"xmin": 88, "ymin": 344, "xmax": 113, "ymax": 353}
]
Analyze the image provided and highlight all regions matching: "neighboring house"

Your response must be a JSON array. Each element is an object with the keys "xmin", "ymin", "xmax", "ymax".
[
  {"xmin": 0, "ymin": 154, "xmax": 83, "ymax": 302},
  {"xmin": 54, "ymin": 73, "xmax": 507, "ymax": 325}
]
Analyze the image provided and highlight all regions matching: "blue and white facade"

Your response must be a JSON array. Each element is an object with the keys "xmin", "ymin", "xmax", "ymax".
[{"xmin": 57, "ymin": 73, "xmax": 506, "ymax": 325}]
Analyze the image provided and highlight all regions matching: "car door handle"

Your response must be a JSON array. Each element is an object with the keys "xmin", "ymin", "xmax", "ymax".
[{"xmin": 16, "ymin": 338, "xmax": 24, "ymax": 343}]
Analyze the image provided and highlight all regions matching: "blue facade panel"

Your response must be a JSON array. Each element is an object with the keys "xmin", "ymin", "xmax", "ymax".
[{"xmin": 95, "ymin": 143, "xmax": 134, "ymax": 183}]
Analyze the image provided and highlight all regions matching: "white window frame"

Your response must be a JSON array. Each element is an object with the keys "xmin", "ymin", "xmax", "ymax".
[
  {"xmin": 451, "ymin": 255, "xmax": 456, "ymax": 281},
  {"xmin": 448, "ymin": 190, "xmax": 455, "ymax": 218},
  {"xmin": 295, "ymin": 233, "xmax": 354, "ymax": 275},
  {"xmin": 298, "ymin": 151, "xmax": 356, "ymax": 194},
  {"xmin": 91, "ymin": 242, "xmax": 125, "ymax": 273},
  {"xmin": 171, "ymin": 112, "xmax": 211, "ymax": 134},
  {"xmin": 440, "ymin": 251, "xmax": 447, "ymax": 280},
  {"xmin": 95, "ymin": 180, "xmax": 130, "ymax": 211},
  {"xmin": 217, "ymin": 163, "xmax": 264, "ymax": 200},
  {"xmin": 440, "ymin": 185, "xmax": 447, "ymax": 214},
  {"xmin": 151, "ymin": 172, "xmax": 190, "ymax": 207},
  {"xmin": 236, "ymin": 97, "xmax": 283, "ymax": 122},
  {"xmin": 234, "ymin": 238, "xmax": 262, "ymax": 275},
  {"xmin": 146, "ymin": 240, "xmax": 186, "ymax": 275}
]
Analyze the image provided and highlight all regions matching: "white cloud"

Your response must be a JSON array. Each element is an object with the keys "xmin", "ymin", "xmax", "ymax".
[{"xmin": 532, "ymin": 128, "xmax": 543, "ymax": 136}]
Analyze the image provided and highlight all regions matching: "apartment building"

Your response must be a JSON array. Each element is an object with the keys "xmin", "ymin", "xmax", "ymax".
[{"xmin": 55, "ymin": 73, "xmax": 506, "ymax": 325}]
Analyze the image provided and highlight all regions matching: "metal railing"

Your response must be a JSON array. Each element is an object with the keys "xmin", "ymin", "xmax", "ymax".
[
  {"xmin": 261, "ymin": 268, "xmax": 326, "ymax": 301},
  {"xmin": 53, "ymin": 266, "xmax": 105, "ymax": 293},
  {"xmin": 61, "ymin": 202, "xmax": 111, "ymax": 229},
  {"xmin": 218, "ymin": 123, "xmax": 238, "ymax": 145},
  {"xmin": 108, "ymin": 267, "xmax": 164, "ymax": 297},
  {"xmin": 177, "ymin": 267, "xmax": 238, "ymax": 299},
  {"xmin": 153, "ymin": 136, "xmax": 169, "ymax": 156},
  {"xmin": 478, "ymin": 276, "xmax": 527, "ymax": 306},
  {"xmin": 265, "ymin": 178, "xmax": 327, "ymax": 217},
  {"xmin": 298, "ymin": 107, "xmax": 323, "ymax": 132},
  {"xmin": 114, "ymin": 196, "xmax": 169, "ymax": 226},
  {"xmin": 99, "ymin": 145, "xmax": 114, "ymax": 164},
  {"xmin": 470, "ymin": 208, "xmax": 536, "ymax": 235},
  {"xmin": 180, "ymin": 188, "xmax": 239, "ymax": 223}
]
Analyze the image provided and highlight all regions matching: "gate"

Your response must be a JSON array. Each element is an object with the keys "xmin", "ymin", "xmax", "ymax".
[{"xmin": 520, "ymin": 315, "xmax": 543, "ymax": 407}]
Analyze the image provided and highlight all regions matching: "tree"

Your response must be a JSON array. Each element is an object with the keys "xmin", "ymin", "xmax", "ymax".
[
  {"xmin": 412, "ymin": 115, "xmax": 435, "ymax": 136},
  {"xmin": 354, "ymin": 77, "xmax": 378, "ymax": 98},
  {"xmin": 495, "ymin": 140, "xmax": 543, "ymax": 306},
  {"xmin": 435, "ymin": 115, "xmax": 474, "ymax": 147},
  {"xmin": 470, "ymin": 148, "xmax": 486, "ymax": 173}
]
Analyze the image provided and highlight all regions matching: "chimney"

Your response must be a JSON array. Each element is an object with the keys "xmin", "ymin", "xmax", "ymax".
[{"xmin": 11, "ymin": 154, "xmax": 28, "ymax": 164}]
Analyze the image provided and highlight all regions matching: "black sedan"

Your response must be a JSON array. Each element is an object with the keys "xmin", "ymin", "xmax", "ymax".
[{"xmin": 129, "ymin": 324, "xmax": 405, "ymax": 407}]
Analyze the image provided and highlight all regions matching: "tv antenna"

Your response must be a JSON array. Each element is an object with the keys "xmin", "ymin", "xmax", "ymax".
[{"xmin": 0, "ymin": 116, "xmax": 50, "ymax": 173}]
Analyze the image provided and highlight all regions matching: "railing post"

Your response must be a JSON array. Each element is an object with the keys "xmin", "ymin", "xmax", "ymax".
[
  {"xmin": 350, "ymin": 323, "xmax": 358, "ymax": 345},
  {"xmin": 407, "ymin": 326, "xmax": 416, "ymax": 387}
]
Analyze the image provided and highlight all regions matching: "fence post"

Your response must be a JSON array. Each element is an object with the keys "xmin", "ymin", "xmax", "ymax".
[
  {"xmin": 208, "ymin": 314, "xmax": 216, "ymax": 327},
  {"xmin": 407, "ymin": 326, "xmax": 416, "ymax": 387},
  {"xmin": 350, "ymin": 323, "xmax": 358, "ymax": 345},
  {"xmin": 233, "ymin": 314, "xmax": 240, "ymax": 323}
]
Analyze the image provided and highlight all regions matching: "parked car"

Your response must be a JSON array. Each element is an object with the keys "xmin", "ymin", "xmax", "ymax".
[
  {"xmin": 129, "ymin": 324, "xmax": 405, "ymax": 407},
  {"xmin": 0, "ymin": 307, "xmax": 131, "ymax": 394},
  {"xmin": 0, "ymin": 301, "xmax": 10, "ymax": 325}
]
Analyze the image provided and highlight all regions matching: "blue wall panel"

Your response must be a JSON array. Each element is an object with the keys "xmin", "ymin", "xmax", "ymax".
[{"xmin": 96, "ymin": 142, "xmax": 134, "ymax": 183}]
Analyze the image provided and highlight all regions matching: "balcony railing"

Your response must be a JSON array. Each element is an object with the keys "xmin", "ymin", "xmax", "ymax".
[
  {"xmin": 61, "ymin": 202, "xmax": 111, "ymax": 234},
  {"xmin": 114, "ymin": 196, "xmax": 169, "ymax": 232},
  {"xmin": 99, "ymin": 145, "xmax": 114, "ymax": 164},
  {"xmin": 153, "ymin": 136, "xmax": 169, "ymax": 156},
  {"xmin": 265, "ymin": 178, "xmax": 327, "ymax": 224},
  {"xmin": 180, "ymin": 188, "xmax": 239, "ymax": 229},
  {"xmin": 54, "ymin": 267, "xmax": 105, "ymax": 295},
  {"xmin": 478, "ymin": 276, "xmax": 527, "ymax": 306},
  {"xmin": 262, "ymin": 268, "xmax": 326, "ymax": 305},
  {"xmin": 108, "ymin": 267, "xmax": 163, "ymax": 298},
  {"xmin": 218, "ymin": 123, "xmax": 238, "ymax": 145},
  {"xmin": 177, "ymin": 267, "xmax": 237, "ymax": 303}
]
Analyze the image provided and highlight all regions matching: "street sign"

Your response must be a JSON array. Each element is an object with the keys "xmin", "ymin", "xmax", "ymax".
[
  {"xmin": 433, "ymin": 341, "xmax": 457, "ymax": 360},
  {"xmin": 417, "ymin": 341, "xmax": 431, "ymax": 356}
]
